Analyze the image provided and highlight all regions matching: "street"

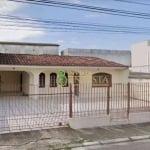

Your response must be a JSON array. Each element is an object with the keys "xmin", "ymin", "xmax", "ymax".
[{"xmin": 83, "ymin": 139, "xmax": 150, "ymax": 150}]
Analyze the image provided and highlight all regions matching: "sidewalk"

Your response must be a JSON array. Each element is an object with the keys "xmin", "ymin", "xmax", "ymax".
[{"xmin": 0, "ymin": 122, "xmax": 150, "ymax": 150}]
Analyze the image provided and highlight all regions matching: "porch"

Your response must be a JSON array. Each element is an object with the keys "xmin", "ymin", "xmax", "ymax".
[{"xmin": 0, "ymin": 71, "xmax": 33, "ymax": 96}]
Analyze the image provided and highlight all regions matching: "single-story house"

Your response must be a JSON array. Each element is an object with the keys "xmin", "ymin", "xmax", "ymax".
[
  {"xmin": 0, "ymin": 42, "xmax": 129, "ymax": 97},
  {"xmin": 0, "ymin": 42, "xmax": 131, "ymax": 134}
]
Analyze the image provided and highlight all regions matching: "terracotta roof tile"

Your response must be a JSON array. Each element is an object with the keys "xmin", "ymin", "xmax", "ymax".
[{"xmin": 0, "ymin": 53, "xmax": 127, "ymax": 67}]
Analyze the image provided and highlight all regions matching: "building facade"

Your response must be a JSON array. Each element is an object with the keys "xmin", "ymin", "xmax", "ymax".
[
  {"xmin": 0, "ymin": 42, "xmax": 129, "ymax": 96},
  {"xmin": 131, "ymin": 40, "xmax": 150, "ymax": 73},
  {"xmin": 62, "ymin": 48, "xmax": 131, "ymax": 66}
]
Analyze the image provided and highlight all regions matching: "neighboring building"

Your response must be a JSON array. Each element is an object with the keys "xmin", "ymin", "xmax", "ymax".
[
  {"xmin": 0, "ymin": 42, "xmax": 129, "ymax": 96},
  {"xmin": 0, "ymin": 41, "xmax": 59, "ymax": 55},
  {"xmin": 62, "ymin": 48, "xmax": 131, "ymax": 66},
  {"xmin": 131, "ymin": 40, "xmax": 150, "ymax": 73}
]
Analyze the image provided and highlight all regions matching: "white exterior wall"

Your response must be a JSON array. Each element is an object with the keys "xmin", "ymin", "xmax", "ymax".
[
  {"xmin": 22, "ymin": 72, "xmax": 30, "ymax": 95},
  {"xmin": 29, "ymin": 67, "xmax": 128, "ymax": 101},
  {"xmin": 77, "ymin": 68, "xmax": 129, "ymax": 99},
  {"xmin": 0, "ymin": 66, "xmax": 129, "ymax": 96},
  {"xmin": 37, "ymin": 68, "xmax": 129, "ymax": 95},
  {"xmin": 131, "ymin": 40, "xmax": 150, "ymax": 73},
  {"xmin": 63, "ymin": 48, "xmax": 131, "ymax": 66},
  {"xmin": 0, "ymin": 43, "xmax": 59, "ymax": 55}
]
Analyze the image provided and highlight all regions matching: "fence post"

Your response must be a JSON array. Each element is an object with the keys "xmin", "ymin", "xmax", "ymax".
[
  {"xmin": 107, "ymin": 86, "xmax": 110, "ymax": 115},
  {"xmin": 69, "ymin": 83, "xmax": 73, "ymax": 118},
  {"xmin": 127, "ymin": 82, "xmax": 130, "ymax": 118}
]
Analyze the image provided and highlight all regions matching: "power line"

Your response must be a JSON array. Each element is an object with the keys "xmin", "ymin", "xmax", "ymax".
[
  {"xmin": 0, "ymin": 13, "xmax": 150, "ymax": 32},
  {"xmin": 1, "ymin": 13, "xmax": 150, "ymax": 31},
  {"xmin": 0, "ymin": 14, "xmax": 150, "ymax": 34},
  {"xmin": 7, "ymin": 0, "xmax": 150, "ymax": 20},
  {"xmin": 1, "ymin": 22, "xmax": 150, "ymax": 34},
  {"xmin": 0, "ymin": 14, "xmax": 143, "ymax": 30},
  {"xmin": 112, "ymin": 0, "xmax": 150, "ymax": 6},
  {"xmin": 1, "ymin": 23, "xmax": 150, "ymax": 34}
]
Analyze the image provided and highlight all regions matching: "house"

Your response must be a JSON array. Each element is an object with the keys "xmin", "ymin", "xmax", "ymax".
[
  {"xmin": 62, "ymin": 48, "xmax": 131, "ymax": 66},
  {"xmin": 1, "ymin": 41, "xmax": 150, "ymax": 134},
  {"xmin": 0, "ymin": 42, "xmax": 129, "ymax": 96},
  {"xmin": 129, "ymin": 40, "xmax": 150, "ymax": 82},
  {"xmin": 131, "ymin": 40, "xmax": 150, "ymax": 73}
]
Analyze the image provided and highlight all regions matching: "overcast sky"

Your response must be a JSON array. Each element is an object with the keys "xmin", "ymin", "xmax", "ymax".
[{"xmin": 1, "ymin": 0, "xmax": 150, "ymax": 50}]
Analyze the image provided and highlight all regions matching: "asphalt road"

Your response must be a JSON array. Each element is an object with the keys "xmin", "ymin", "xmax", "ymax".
[{"xmin": 84, "ymin": 139, "xmax": 150, "ymax": 150}]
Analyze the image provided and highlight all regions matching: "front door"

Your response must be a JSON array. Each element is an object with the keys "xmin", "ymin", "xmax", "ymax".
[{"xmin": 74, "ymin": 73, "xmax": 79, "ymax": 96}]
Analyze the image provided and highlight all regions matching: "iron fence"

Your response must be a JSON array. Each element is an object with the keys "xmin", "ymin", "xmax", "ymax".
[{"xmin": 0, "ymin": 82, "xmax": 150, "ymax": 133}]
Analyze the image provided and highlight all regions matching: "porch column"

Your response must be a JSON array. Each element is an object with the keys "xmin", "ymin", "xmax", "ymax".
[{"xmin": 29, "ymin": 71, "xmax": 39, "ymax": 99}]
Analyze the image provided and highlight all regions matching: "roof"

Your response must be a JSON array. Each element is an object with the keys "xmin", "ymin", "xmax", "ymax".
[
  {"xmin": 0, "ymin": 53, "xmax": 127, "ymax": 67},
  {"xmin": 0, "ymin": 41, "xmax": 59, "ymax": 46}
]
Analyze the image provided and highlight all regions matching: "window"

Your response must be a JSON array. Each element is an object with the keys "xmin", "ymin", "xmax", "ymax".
[
  {"xmin": 39, "ymin": 73, "xmax": 45, "ymax": 88},
  {"xmin": 92, "ymin": 73, "xmax": 112, "ymax": 87},
  {"xmin": 50, "ymin": 73, "xmax": 57, "ymax": 87}
]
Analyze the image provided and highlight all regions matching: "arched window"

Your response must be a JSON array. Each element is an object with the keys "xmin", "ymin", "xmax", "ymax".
[
  {"xmin": 50, "ymin": 73, "xmax": 57, "ymax": 87},
  {"xmin": 39, "ymin": 73, "xmax": 45, "ymax": 88},
  {"xmin": 92, "ymin": 73, "xmax": 112, "ymax": 87}
]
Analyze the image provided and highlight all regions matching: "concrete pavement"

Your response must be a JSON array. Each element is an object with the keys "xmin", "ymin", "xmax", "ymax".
[
  {"xmin": 74, "ymin": 139, "xmax": 150, "ymax": 150},
  {"xmin": 0, "ymin": 122, "xmax": 150, "ymax": 149}
]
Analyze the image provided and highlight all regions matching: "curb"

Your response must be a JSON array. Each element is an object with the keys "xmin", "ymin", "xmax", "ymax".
[
  {"xmin": 83, "ymin": 141, "xmax": 99, "ymax": 146},
  {"xmin": 100, "ymin": 137, "xmax": 130, "ymax": 144},
  {"xmin": 56, "ymin": 135, "xmax": 150, "ymax": 150},
  {"xmin": 130, "ymin": 135, "xmax": 150, "ymax": 141}
]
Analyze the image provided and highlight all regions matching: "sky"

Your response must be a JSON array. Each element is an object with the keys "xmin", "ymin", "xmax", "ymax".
[{"xmin": 1, "ymin": 0, "xmax": 150, "ymax": 51}]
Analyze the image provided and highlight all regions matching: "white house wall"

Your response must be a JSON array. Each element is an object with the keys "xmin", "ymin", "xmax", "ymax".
[
  {"xmin": 31, "ymin": 67, "xmax": 129, "ymax": 96},
  {"xmin": 0, "ymin": 66, "xmax": 129, "ymax": 96},
  {"xmin": 22, "ymin": 72, "xmax": 30, "ymax": 95},
  {"xmin": 89, "ymin": 68, "xmax": 129, "ymax": 98}
]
